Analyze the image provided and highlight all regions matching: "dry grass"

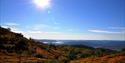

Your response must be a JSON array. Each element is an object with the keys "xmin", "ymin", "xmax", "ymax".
[
  {"xmin": 0, "ymin": 52, "xmax": 47, "ymax": 63},
  {"xmin": 70, "ymin": 52, "xmax": 125, "ymax": 63}
]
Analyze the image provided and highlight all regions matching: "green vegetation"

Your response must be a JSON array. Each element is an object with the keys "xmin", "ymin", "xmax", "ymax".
[{"xmin": 0, "ymin": 26, "xmax": 124, "ymax": 63}]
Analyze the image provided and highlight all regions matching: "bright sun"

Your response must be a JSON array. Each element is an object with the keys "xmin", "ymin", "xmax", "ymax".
[{"xmin": 33, "ymin": 0, "xmax": 51, "ymax": 9}]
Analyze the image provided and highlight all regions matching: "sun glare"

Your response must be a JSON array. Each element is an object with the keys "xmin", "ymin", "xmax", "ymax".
[{"xmin": 33, "ymin": 0, "xmax": 51, "ymax": 9}]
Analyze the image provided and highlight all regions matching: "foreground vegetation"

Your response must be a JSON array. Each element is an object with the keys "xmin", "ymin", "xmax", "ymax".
[{"xmin": 0, "ymin": 26, "xmax": 125, "ymax": 63}]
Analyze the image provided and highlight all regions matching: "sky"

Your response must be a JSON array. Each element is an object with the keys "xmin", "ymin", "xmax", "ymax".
[{"xmin": 0, "ymin": 0, "xmax": 125, "ymax": 40}]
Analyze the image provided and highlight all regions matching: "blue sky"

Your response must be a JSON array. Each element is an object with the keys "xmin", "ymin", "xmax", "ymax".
[{"xmin": 0, "ymin": 0, "xmax": 125, "ymax": 40}]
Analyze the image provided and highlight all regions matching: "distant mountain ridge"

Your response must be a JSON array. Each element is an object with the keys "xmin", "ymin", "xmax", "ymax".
[{"xmin": 36, "ymin": 39, "xmax": 125, "ymax": 50}]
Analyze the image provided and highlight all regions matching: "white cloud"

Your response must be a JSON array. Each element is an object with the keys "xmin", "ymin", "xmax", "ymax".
[
  {"xmin": 23, "ymin": 32, "xmax": 125, "ymax": 40},
  {"xmin": 26, "ymin": 24, "xmax": 50, "ymax": 31},
  {"xmin": 27, "ymin": 30, "xmax": 62, "ymax": 34},
  {"xmin": 88, "ymin": 29, "xmax": 125, "ymax": 34},
  {"xmin": 1, "ymin": 25, "xmax": 9, "ymax": 29},
  {"xmin": 4, "ymin": 23, "xmax": 19, "ymax": 26},
  {"xmin": 1, "ymin": 24, "xmax": 125, "ymax": 40},
  {"xmin": 109, "ymin": 27, "xmax": 125, "ymax": 30},
  {"xmin": 1, "ymin": 22, "xmax": 24, "ymax": 33},
  {"xmin": 26, "ymin": 24, "xmax": 60, "ymax": 31},
  {"xmin": 1, "ymin": 25, "xmax": 23, "ymax": 33}
]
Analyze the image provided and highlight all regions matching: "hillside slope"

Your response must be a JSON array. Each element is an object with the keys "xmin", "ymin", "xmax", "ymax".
[
  {"xmin": 0, "ymin": 26, "xmax": 125, "ymax": 63},
  {"xmin": 70, "ymin": 52, "xmax": 125, "ymax": 63}
]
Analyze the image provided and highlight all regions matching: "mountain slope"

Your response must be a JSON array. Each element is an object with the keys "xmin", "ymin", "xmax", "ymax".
[
  {"xmin": 70, "ymin": 52, "xmax": 125, "ymax": 63},
  {"xmin": 0, "ymin": 26, "xmax": 125, "ymax": 63}
]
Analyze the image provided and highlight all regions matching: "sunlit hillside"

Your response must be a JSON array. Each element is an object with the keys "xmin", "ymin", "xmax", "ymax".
[
  {"xmin": 70, "ymin": 52, "xmax": 125, "ymax": 63},
  {"xmin": 0, "ymin": 27, "xmax": 125, "ymax": 63}
]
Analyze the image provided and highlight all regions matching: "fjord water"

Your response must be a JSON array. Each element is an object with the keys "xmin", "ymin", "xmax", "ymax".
[{"xmin": 37, "ymin": 40, "xmax": 125, "ymax": 51}]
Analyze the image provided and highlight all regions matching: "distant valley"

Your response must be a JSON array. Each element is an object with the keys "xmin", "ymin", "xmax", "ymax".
[{"xmin": 36, "ymin": 39, "xmax": 125, "ymax": 50}]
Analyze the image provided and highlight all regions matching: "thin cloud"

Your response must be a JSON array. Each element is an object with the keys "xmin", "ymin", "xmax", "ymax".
[
  {"xmin": 27, "ymin": 31, "xmax": 62, "ymax": 34},
  {"xmin": 1, "ymin": 25, "xmax": 23, "ymax": 33},
  {"xmin": 88, "ymin": 29, "xmax": 125, "ymax": 34},
  {"xmin": 4, "ymin": 23, "xmax": 19, "ymax": 26},
  {"xmin": 1, "ymin": 25, "xmax": 124, "ymax": 40},
  {"xmin": 24, "ymin": 32, "xmax": 125, "ymax": 40},
  {"xmin": 32, "ymin": 24, "xmax": 50, "ymax": 30},
  {"xmin": 54, "ymin": 22, "xmax": 59, "ymax": 25},
  {"xmin": 1, "ymin": 23, "xmax": 23, "ymax": 33},
  {"xmin": 27, "ymin": 24, "xmax": 60, "ymax": 31},
  {"xmin": 108, "ymin": 27, "xmax": 125, "ymax": 30}
]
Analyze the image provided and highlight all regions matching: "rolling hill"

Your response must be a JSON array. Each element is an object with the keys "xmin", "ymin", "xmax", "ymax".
[{"xmin": 0, "ymin": 26, "xmax": 125, "ymax": 63}]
